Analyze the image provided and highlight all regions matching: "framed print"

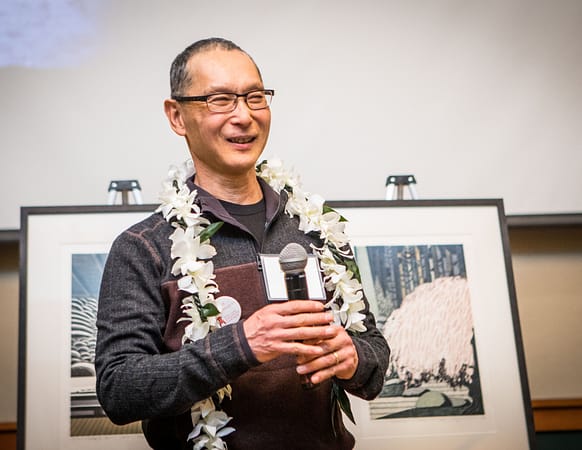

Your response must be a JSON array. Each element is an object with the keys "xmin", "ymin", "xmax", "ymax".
[
  {"xmin": 327, "ymin": 199, "xmax": 536, "ymax": 450},
  {"xmin": 18, "ymin": 205, "xmax": 156, "ymax": 450}
]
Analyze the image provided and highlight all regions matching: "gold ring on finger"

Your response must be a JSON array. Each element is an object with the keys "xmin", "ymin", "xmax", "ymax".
[{"xmin": 333, "ymin": 351, "xmax": 340, "ymax": 365}]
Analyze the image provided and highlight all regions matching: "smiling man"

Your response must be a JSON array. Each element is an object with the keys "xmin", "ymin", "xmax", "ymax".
[
  {"xmin": 165, "ymin": 44, "xmax": 271, "ymax": 203},
  {"xmin": 95, "ymin": 38, "xmax": 389, "ymax": 450}
]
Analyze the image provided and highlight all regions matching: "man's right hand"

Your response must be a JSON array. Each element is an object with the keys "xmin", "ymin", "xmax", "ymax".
[{"xmin": 242, "ymin": 300, "xmax": 333, "ymax": 363}]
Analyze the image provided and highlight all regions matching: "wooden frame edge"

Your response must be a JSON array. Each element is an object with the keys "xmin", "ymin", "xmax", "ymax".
[
  {"xmin": 0, "ymin": 422, "xmax": 17, "ymax": 432},
  {"xmin": 532, "ymin": 399, "xmax": 582, "ymax": 432}
]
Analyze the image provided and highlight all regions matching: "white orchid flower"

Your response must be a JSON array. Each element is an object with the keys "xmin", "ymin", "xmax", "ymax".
[
  {"xmin": 335, "ymin": 275, "xmax": 364, "ymax": 303},
  {"xmin": 320, "ymin": 259, "xmax": 347, "ymax": 285},
  {"xmin": 180, "ymin": 305, "xmax": 209, "ymax": 342},
  {"xmin": 216, "ymin": 385, "xmax": 232, "ymax": 403},
  {"xmin": 183, "ymin": 321, "xmax": 210, "ymax": 343},
  {"xmin": 326, "ymin": 297, "xmax": 367, "ymax": 331},
  {"xmin": 257, "ymin": 158, "xmax": 300, "ymax": 192},
  {"xmin": 347, "ymin": 312, "xmax": 368, "ymax": 332},
  {"xmin": 157, "ymin": 160, "xmax": 206, "ymax": 227},
  {"xmin": 193, "ymin": 398, "xmax": 216, "ymax": 418},
  {"xmin": 180, "ymin": 294, "xmax": 222, "ymax": 339},
  {"xmin": 159, "ymin": 184, "xmax": 197, "ymax": 223},
  {"xmin": 170, "ymin": 228, "xmax": 217, "ymax": 277},
  {"xmin": 317, "ymin": 211, "xmax": 349, "ymax": 247},
  {"xmin": 182, "ymin": 259, "xmax": 216, "ymax": 284},
  {"xmin": 196, "ymin": 281, "xmax": 219, "ymax": 304},
  {"xmin": 189, "ymin": 406, "xmax": 234, "ymax": 450},
  {"xmin": 168, "ymin": 159, "xmax": 195, "ymax": 183}
]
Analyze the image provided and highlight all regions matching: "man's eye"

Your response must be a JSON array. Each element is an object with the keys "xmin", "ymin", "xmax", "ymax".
[
  {"xmin": 208, "ymin": 95, "xmax": 234, "ymax": 106},
  {"xmin": 247, "ymin": 92, "xmax": 266, "ymax": 104}
]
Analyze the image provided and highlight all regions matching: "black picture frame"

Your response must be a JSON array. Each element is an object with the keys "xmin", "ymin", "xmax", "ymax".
[
  {"xmin": 327, "ymin": 199, "xmax": 535, "ymax": 450},
  {"xmin": 18, "ymin": 205, "xmax": 156, "ymax": 450},
  {"xmin": 18, "ymin": 200, "xmax": 536, "ymax": 449}
]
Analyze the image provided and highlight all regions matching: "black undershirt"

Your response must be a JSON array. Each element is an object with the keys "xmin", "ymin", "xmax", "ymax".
[{"xmin": 220, "ymin": 198, "xmax": 267, "ymax": 246}]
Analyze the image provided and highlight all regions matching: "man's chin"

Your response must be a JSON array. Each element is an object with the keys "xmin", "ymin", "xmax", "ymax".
[{"xmin": 227, "ymin": 149, "xmax": 264, "ymax": 170}]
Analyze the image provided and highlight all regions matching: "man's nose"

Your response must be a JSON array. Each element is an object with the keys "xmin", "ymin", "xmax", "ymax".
[{"xmin": 230, "ymin": 97, "xmax": 253, "ymax": 122}]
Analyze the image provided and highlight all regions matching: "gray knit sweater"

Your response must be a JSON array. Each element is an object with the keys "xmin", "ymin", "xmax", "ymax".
[{"xmin": 95, "ymin": 177, "xmax": 389, "ymax": 450}]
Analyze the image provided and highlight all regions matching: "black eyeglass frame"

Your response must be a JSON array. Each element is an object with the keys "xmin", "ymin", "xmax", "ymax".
[{"xmin": 172, "ymin": 89, "xmax": 275, "ymax": 112}]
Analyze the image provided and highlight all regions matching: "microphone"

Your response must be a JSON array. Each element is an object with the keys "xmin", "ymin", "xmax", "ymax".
[
  {"xmin": 278, "ymin": 243, "xmax": 309, "ymax": 300},
  {"xmin": 279, "ymin": 243, "xmax": 317, "ymax": 389}
]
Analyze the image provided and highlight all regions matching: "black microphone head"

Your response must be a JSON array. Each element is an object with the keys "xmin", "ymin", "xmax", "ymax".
[{"xmin": 279, "ymin": 243, "xmax": 308, "ymax": 274}]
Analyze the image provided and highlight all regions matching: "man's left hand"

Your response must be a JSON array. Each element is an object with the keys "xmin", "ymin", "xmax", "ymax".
[{"xmin": 295, "ymin": 324, "xmax": 359, "ymax": 385}]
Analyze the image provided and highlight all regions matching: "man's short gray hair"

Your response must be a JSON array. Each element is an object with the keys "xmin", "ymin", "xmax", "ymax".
[{"xmin": 169, "ymin": 37, "xmax": 262, "ymax": 97}]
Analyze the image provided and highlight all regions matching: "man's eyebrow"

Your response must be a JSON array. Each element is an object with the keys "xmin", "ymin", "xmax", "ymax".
[{"xmin": 204, "ymin": 83, "xmax": 265, "ymax": 94}]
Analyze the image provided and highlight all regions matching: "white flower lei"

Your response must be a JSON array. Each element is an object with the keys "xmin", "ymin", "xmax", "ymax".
[{"xmin": 156, "ymin": 158, "xmax": 366, "ymax": 449}]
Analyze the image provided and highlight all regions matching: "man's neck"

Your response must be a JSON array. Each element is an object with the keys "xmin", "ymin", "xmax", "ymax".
[{"xmin": 194, "ymin": 169, "xmax": 263, "ymax": 205}]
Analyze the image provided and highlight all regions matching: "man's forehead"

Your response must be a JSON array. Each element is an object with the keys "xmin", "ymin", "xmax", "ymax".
[
  {"xmin": 184, "ymin": 49, "xmax": 263, "ymax": 94},
  {"xmin": 187, "ymin": 49, "xmax": 260, "ymax": 77}
]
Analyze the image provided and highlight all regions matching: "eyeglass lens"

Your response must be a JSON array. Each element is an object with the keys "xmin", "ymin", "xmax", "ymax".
[{"xmin": 207, "ymin": 91, "xmax": 272, "ymax": 112}]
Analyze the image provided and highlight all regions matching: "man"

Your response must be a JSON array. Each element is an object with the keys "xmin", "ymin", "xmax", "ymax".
[{"xmin": 95, "ymin": 37, "xmax": 389, "ymax": 449}]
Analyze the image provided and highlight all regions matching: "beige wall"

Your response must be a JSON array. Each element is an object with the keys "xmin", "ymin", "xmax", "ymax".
[
  {"xmin": 514, "ymin": 254, "xmax": 582, "ymax": 398},
  {"xmin": 510, "ymin": 227, "xmax": 582, "ymax": 399},
  {"xmin": 0, "ymin": 243, "xmax": 18, "ymax": 422}
]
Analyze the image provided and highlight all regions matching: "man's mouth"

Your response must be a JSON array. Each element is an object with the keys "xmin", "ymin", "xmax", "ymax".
[{"xmin": 227, "ymin": 136, "xmax": 255, "ymax": 144}]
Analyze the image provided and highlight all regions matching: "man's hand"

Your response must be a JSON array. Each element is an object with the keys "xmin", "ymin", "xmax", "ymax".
[
  {"xmin": 242, "ymin": 300, "xmax": 333, "ymax": 363},
  {"xmin": 295, "ymin": 325, "xmax": 359, "ymax": 384}
]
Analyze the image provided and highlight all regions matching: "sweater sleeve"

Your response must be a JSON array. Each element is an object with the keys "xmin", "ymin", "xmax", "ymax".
[
  {"xmin": 336, "ymin": 304, "xmax": 390, "ymax": 400},
  {"xmin": 95, "ymin": 227, "xmax": 259, "ymax": 425},
  {"xmin": 332, "ymin": 254, "xmax": 390, "ymax": 400}
]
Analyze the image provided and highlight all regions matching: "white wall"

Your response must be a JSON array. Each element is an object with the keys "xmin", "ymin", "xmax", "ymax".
[{"xmin": 1, "ymin": 0, "xmax": 581, "ymax": 230}]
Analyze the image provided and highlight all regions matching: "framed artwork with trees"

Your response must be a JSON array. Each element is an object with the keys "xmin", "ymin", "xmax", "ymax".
[{"xmin": 329, "ymin": 200, "xmax": 536, "ymax": 450}]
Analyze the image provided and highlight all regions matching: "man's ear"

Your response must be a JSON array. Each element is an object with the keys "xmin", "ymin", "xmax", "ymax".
[{"xmin": 164, "ymin": 99, "xmax": 187, "ymax": 136}]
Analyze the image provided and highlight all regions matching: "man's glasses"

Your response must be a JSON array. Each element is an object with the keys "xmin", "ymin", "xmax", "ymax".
[{"xmin": 172, "ymin": 89, "xmax": 275, "ymax": 113}]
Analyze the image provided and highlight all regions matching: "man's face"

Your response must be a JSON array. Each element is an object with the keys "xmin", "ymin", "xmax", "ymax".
[{"xmin": 172, "ymin": 49, "xmax": 271, "ymax": 180}]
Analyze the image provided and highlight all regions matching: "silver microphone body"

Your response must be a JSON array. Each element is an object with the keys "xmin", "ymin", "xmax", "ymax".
[
  {"xmin": 278, "ymin": 243, "xmax": 309, "ymax": 300},
  {"xmin": 278, "ymin": 243, "xmax": 318, "ymax": 389}
]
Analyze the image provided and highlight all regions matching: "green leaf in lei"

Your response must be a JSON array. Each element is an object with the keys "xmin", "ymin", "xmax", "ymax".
[
  {"xmin": 199, "ymin": 221, "xmax": 224, "ymax": 243},
  {"xmin": 331, "ymin": 382, "xmax": 356, "ymax": 436}
]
